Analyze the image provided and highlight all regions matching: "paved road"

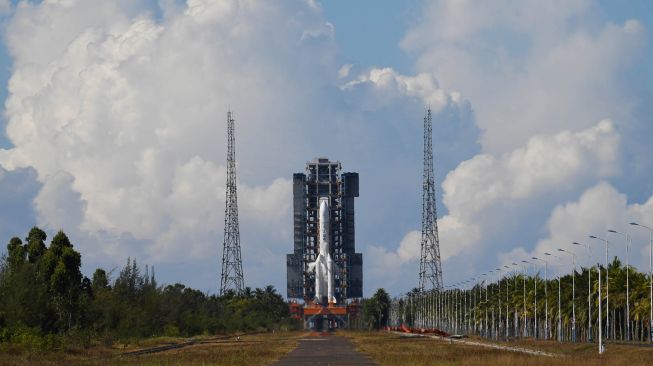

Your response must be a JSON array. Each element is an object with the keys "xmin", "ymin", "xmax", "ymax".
[{"xmin": 272, "ymin": 335, "xmax": 376, "ymax": 366}]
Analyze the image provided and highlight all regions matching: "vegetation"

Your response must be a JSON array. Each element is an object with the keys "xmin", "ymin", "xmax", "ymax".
[
  {"xmin": 360, "ymin": 288, "xmax": 391, "ymax": 329},
  {"xmin": 394, "ymin": 257, "xmax": 652, "ymax": 342},
  {"xmin": 0, "ymin": 227, "xmax": 297, "ymax": 353}
]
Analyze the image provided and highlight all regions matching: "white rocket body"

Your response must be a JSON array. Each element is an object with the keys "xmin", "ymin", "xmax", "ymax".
[{"xmin": 309, "ymin": 197, "xmax": 337, "ymax": 304}]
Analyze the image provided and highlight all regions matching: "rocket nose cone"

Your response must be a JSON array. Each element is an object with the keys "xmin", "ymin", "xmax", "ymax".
[{"xmin": 319, "ymin": 199, "xmax": 328, "ymax": 214}]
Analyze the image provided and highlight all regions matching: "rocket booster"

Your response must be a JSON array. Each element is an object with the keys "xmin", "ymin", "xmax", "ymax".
[{"xmin": 308, "ymin": 197, "xmax": 337, "ymax": 304}]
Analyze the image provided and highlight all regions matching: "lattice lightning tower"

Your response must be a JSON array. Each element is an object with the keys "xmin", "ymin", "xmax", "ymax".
[
  {"xmin": 220, "ymin": 110, "xmax": 245, "ymax": 295},
  {"xmin": 418, "ymin": 108, "xmax": 443, "ymax": 291}
]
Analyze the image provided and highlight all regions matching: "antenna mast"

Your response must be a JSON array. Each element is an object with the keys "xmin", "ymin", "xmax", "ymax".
[
  {"xmin": 220, "ymin": 110, "xmax": 245, "ymax": 295},
  {"xmin": 418, "ymin": 108, "xmax": 443, "ymax": 291}
]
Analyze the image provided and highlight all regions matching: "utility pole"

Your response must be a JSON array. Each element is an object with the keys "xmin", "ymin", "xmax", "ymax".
[
  {"xmin": 418, "ymin": 108, "xmax": 443, "ymax": 291},
  {"xmin": 220, "ymin": 110, "xmax": 245, "ymax": 295}
]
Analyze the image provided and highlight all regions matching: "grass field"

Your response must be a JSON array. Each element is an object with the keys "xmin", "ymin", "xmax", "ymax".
[
  {"xmin": 0, "ymin": 331, "xmax": 305, "ymax": 366},
  {"xmin": 344, "ymin": 331, "xmax": 653, "ymax": 366}
]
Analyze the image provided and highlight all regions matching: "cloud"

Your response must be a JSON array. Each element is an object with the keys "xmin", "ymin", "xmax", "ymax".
[
  {"xmin": 1, "ymin": 0, "xmax": 646, "ymax": 298},
  {"xmin": 402, "ymin": 0, "xmax": 646, "ymax": 154},
  {"xmin": 382, "ymin": 119, "xmax": 622, "ymax": 286},
  {"xmin": 0, "ymin": 0, "xmax": 11, "ymax": 16},
  {"xmin": 34, "ymin": 171, "xmax": 86, "ymax": 232},
  {"xmin": 0, "ymin": 0, "xmax": 337, "ymax": 285},
  {"xmin": 0, "ymin": 0, "xmax": 479, "ymax": 295},
  {"xmin": 365, "ymin": 230, "xmax": 422, "ymax": 290},
  {"xmin": 438, "ymin": 119, "xmax": 620, "ymax": 259},
  {"xmin": 501, "ymin": 181, "xmax": 653, "ymax": 276},
  {"xmin": 342, "ymin": 67, "xmax": 465, "ymax": 113}
]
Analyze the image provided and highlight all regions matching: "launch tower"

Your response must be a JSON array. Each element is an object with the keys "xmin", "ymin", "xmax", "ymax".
[{"xmin": 286, "ymin": 158, "xmax": 362, "ymax": 328}]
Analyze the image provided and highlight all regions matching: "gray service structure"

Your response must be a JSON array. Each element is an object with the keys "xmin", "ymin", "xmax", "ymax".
[{"xmin": 286, "ymin": 157, "xmax": 362, "ymax": 303}]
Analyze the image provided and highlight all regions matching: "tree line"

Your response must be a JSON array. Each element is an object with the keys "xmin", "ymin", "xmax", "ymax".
[
  {"xmin": 0, "ymin": 227, "xmax": 294, "ymax": 349},
  {"xmin": 393, "ymin": 257, "xmax": 652, "ymax": 342}
]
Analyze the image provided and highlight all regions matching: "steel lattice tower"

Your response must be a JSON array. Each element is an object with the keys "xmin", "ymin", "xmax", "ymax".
[
  {"xmin": 220, "ymin": 110, "xmax": 245, "ymax": 295},
  {"xmin": 418, "ymin": 108, "xmax": 443, "ymax": 291}
]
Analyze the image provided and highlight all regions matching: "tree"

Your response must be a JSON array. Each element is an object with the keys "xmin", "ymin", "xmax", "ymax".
[
  {"xmin": 25, "ymin": 227, "xmax": 47, "ymax": 263},
  {"xmin": 92, "ymin": 268, "xmax": 109, "ymax": 290},
  {"xmin": 6, "ymin": 237, "xmax": 25, "ymax": 270},
  {"xmin": 363, "ymin": 288, "xmax": 391, "ymax": 329}
]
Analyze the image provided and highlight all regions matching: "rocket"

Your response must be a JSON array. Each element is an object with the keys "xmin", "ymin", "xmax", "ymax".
[{"xmin": 308, "ymin": 197, "xmax": 337, "ymax": 304}]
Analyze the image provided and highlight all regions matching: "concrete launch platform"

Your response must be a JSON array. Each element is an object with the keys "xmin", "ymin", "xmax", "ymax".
[{"xmin": 271, "ymin": 335, "xmax": 376, "ymax": 366}]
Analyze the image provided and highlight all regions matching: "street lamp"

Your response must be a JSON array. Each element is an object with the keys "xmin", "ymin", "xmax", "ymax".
[
  {"xmin": 486, "ymin": 270, "xmax": 497, "ymax": 338},
  {"xmin": 496, "ymin": 268, "xmax": 503, "ymax": 340},
  {"xmin": 504, "ymin": 264, "xmax": 511, "ymax": 339},
  {"xmin": 532, "ymin": 256, "xmax": 548, "ymax": 340},
  {"xmin": 630, "ymin": 222, "xmax": 653, "ymax": 343},
  {"xmin": 590, "ymin": 234, "xmax": 609, "ymax": 340},
  {"xmin": 573, "ymin": 241, "xmax": 592, "ymax": 342},
  {"xmin": 482, "ymin": 272, "xmax": 489, "ymax": 338},
  {"xmin": 608, "ymin": 229, "xmax": 630, "ymax": 341},
  {"xmin": 598, "ymin": 263, "xmax": 605, "ymax": 354},
  {"xmin": 523, "ymin": 260, "xmax": 536, "ymax": 339},
  {"xmin": 513, "ymin": 262, "xmax": 526, "ymax": 338},
  {"xmin": 559, "ymin": 248, "xmax": 576, "ymax": 342},
  {"xmin": 545, "ymin": 252, "xmax": 562, "ymax": 342}
]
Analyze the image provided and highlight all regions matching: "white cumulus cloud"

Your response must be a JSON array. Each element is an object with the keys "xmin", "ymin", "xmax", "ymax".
[
  {"xmin": 0, "ymin": 0, "xmax": 332, "ymax": 272},
  {"xmin": 501, "ymin": 182, "xmax": 653, "ymax": 276},
  {"xmin": 402, "ymin": 0, "xmax": 646, "ymax": 154}
]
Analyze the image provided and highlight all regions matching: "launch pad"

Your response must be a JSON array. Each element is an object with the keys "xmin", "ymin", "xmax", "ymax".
[{"xmin": 290, "ymin": 300, "xmax": 360, "ymax": 331}]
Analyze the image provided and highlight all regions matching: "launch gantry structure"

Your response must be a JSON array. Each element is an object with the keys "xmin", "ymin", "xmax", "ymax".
[{"xmin": 286, "ymin": 158, "xmax": 362, "ymax": 304}]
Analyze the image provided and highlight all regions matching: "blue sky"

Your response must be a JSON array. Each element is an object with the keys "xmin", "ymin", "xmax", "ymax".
[{"xmin": 0, "ymin": 0, "xmax": 652, "ymax": 297}]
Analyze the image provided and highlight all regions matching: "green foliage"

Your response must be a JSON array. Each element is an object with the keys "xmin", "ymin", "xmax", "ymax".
[
  {"xmin": 0, "ymin": 227, "xmax": 294, "ymax": 352},
  {"xmin": 362, "ymin": 288, "xmax": 391, "ymax": 329},
  {"xmin": 6, "ymin": 237, "xmax": 25, "ymax": 270},
  {"xmin": 424, "ymin": 256, "xmax": 653, "ymax": 341},
  {"xmin": 25, "ymin": 227, "xmax": 47, "ymax": 263}
]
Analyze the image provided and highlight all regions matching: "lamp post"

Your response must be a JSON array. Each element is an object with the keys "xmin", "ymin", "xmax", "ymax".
[
  {"xmin": 608, "ymin": 229, "xmax": 630, "ymax": 341},
  {"xmin": 598, "ymin": 264, "xmax": 605, "ymax": 354},
  {"xmin": 521, "ymin": 262, "xmax": 527, "ymax": 337},
  {"xmin": 630, "ymin": 222, "xmax": 653, "ymax": 342},
  {"xmin": 590, "ymin": 235, "xmax": 609, "ymax": 341},
  {"xmin": 512, "ymin": 262, "xmax": 526, "ymax": 337},
  {"xmin": 532, "ymin": 256, "xmax": 548, "ymax": 340},
  {"xmin": 482, "ymin": 272, "xmax": 489, "ymax": 338},
  {"xmin": 558, "ymin": 248, "xmax": 576, "ymax": 342},
  {"xmin": 489, "ymin": 270, "xmax": 496, "ymax": 339},
  {"xmin": 523, "ymin": 260, "xmax": 536, "ymax": 339},
  {"xmin": 573, "ymin": 241, "xmax": 592, "ymax": 342},
  {"xmin": 496, "ymin": 268, "xmax": 503, "ymax": 340},
  {"xmin": 504, "ymin": 264, "xmax": 511, "ymax": 339},
  {"xmin": 545, "ymin": 252, "xmax": 562, "ymax": 342},
  {"xmin": 509, "ymin": 263, "xmax": 518, "ymax": 337}
]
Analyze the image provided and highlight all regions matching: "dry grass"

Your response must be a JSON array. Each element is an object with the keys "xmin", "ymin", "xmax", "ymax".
[
  {"xmin": 343, "ymin": 331, "xmax": 653, "ymax": 366},
  {"xmin": 0, "ymin": 331, "xmax": 305, "ymax": 366}
]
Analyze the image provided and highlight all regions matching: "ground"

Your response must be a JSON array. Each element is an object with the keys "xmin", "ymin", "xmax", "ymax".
[
  {"xmin": 344, "ymin": 331, "xmax": 653, "ymax": 366},
  {"xmin": 0, "ymin": 332, "xmax": 303, "ymax": 366},
  {"xmin": 2, "ymin": 330, "xmax": 653, "ymax": 365}
]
